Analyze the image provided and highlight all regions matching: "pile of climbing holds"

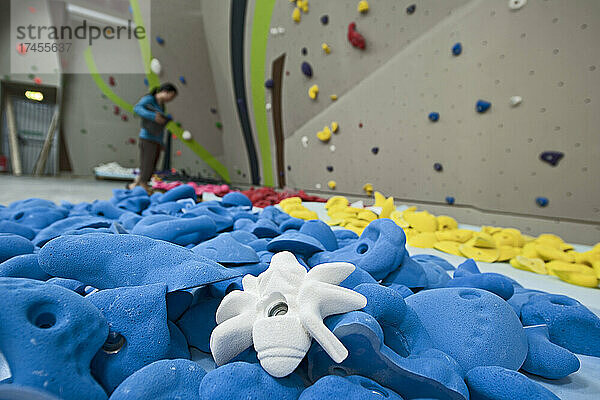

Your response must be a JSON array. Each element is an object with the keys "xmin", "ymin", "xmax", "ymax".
[{"xmin": 240, "ymin": 187, "xmax": 326, "ymax": 208}]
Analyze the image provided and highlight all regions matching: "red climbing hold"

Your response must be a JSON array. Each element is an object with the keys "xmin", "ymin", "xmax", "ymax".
[
  {"xmin": 128, "ymin": 138, "xmax": 136, "ymax": 144},
  {"xmin": 348, "ymin": 22, "xmax": 366, "ymax": 50},
  {"xmin": 121, "ymin": 115, "xmax": 128, "ymax": 122},
  {"xmin": 109, "ymin": 76, "xmax": 116, "ymax": 86},
  {"xmin": 33, "ymin": 77, "xmax": 42, "ymax": 85},
  {"xmin": 172, "ymin": 133, "xmax": 178, "ymax": 139},
  {"xmin": 113, "ymin": 106, "xmax": 120, "ymax": 115},
  {"xmin": 176, "ymin": 150, "xmax": 182, "ymax": 156}
]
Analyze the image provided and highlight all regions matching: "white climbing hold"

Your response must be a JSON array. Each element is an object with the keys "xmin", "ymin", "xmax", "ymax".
[
  {"xmin": 508, "ymin": 0, "xmax": 527, "ymax": 11},
  {"xmin": 510, "ymin": 96, "xmax": 523, "ymax": 107},
  {"xmin": 301, "ymin": 136, "xmax": 309, "ymax": 148},
  {"xmin": 270, "ymin": 28, "xmax": 278, "ymax": 35},
  {"xmin": 182, "ymin": 130, "xmax": 192, "ymax": 141},
  {"xmin": 266, "ymin": 103, "xmax": 272, "ymax": 111},
  {"xmin": 277, "ymin": 26, "xmax": 286, "ymax": 34},
  {"xmin": 315, "ymin": 183, "xmax": 322, "ymax": 189},
  {"xmin": 150, "ymin": 58, "xmax": 162, "ymax": 75},
  {"xmin": 329, "ymin": 145, "xmax": 336, "ymax": 152}
]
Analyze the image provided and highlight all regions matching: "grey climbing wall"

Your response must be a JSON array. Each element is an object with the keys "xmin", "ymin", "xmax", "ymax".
[{"xmin": 255, "ymin": 0, "xmax": 599, "ymax": 243}]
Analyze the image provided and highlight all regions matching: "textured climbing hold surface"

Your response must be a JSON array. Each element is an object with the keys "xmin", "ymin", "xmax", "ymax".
[
  {"xmin": 292, "ymin": 7, "xmax": 301, "ymax": 23},
  {"xmin": 301, "ymin": 61, "xmax": 313, "ymax": 78},
  {"xmin": 357, "ymin": 1, "xmax": 369, "ymax": 13},
  {"xmin": 428, "ymin": 112, "xmax": 440, "ymax": 122},
  {"xmin": 536, "ymin": 197, "xmax": 549, "ymax": 207},
  {"xmin": 509, "ymin": 0, "xmax": 528, "ymax": 11},
  {"xmin": 476, "ymin": 99, "xmax": 492, "ymax": 113},
  {"xmin": 406, "ymin": 4, "xmax": 416, "ymax": 14},
  {"xmin": 328, "ymin": 180, "xmax": 337, "ymax": 189},
  {"xmin": 348, "ymin": 23, "xmax": 366, "ymax": 50},
  {"xmin": 540, "ymin": 151, "xmax": 564, "ymax": 167},
  {"xmin": 452, "ymin": 42, "xmax": 463, "ymax": 56},
  {"xmin": 465, "ymin": 366, "xmax": 559, "ymax": 400},
  {"xmin": 321, "ymin": 43, "xmax": 331, "ymax": 54},
  {"xmin": 309, "ymin": 84, "xmax": 319, "ymax": 100}
]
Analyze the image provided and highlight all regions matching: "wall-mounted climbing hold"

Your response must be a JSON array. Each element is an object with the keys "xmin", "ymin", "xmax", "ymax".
[
  {"xmin": 179, "ymin": 76, "xmax": 186, "ymax": 84},
  {"xmin": 476, "ymin": 100, "xmax": 492, "ymax": 113},
  {"xmin": 128, "ymin": 138, "xmax": 136, "ymax": 144},
  {"xmin": 108, "ymin": 76, "xmax": 116, "ymax": 86},
  {"xmin": 328, "ymin": 181, "xmax": 337, "ymax": 190},
  {"xmin": 406, "ymin": 4, "xmax": 416, "ymax": 14},
  {"xmin": 434, "ymin": 163, "xmax": 443, "ymax": 172},
  {"xmin": 322, "ymin": 43, "xmax": 331, "ymax": 54},
  {"xmin": 348, "ymin": 23, "xmax": 366, "ymax": 50},
  {"xmin": 326, "ymin": 166, "xmax": 334, "ymax": 172},
  {"xmin": 320, "ymin": 15, "xmax": 329, "ymax": 25},
  {"xmin": 510, "ymin": 96, "xmax": 522, "ymax": 107},
  {"xmin": 330, "ymin": 94, "xmax": 338, "ymax": 101},
  {"xmin": 301, "ymin": 136, "xmax": 309, "ymax": 148},
  {"xmin": 315, "ymin": 183, "xmax": 322, "ymax": 189},
  {"xmin": 446, "ymin": 196, "xmax": 455, "ymax": 205},
  {"xmin": 176, "ymin": 150, "xmax": 182, "ymax": 156},
  {"xmin": 357, "ymin": 1, "xmax": 369, "ymax": 13},
  {"xmin": 121, "ymin": 115, "xmax": 128, "ymax": 122},
  {"xmin": 331, "ymin": 122, "xmax": 339, "ymax": 133},
  {"xmin": 317, "ymin": 126, "xmax": 332, "ymax": 142},
  {"xmin": 210, "ymin": 108, "xmax": 217, "ymax": 114},
  {"xmin": 301, "ymin": 48, "xmax": 307, "ymax": 56},
  {"xmin": 371, "ymin": 147, "xmax": 379, "ymax": 155},
  {"xmin": 363, "ymin": 183, "xmax": 373, "ymax": 195},
  {"xmin": 150, "ymin": 58, "xmax": 162, "ymax": 75},
  {"xmin": 265, "ymin": 79, "xmax": 274, "ymax": 89},
  {"xmin": 113, "ymin": 106, "xmax": 120, "ymax": 115},
  {"xmin": 33, "ymin": 77, "xmax": 42, "ymax": 85},
  {"xmin": 358, "ymin": 123, "xmax": 363, "ymax": 128},
  {"xmin": 329, "ymin": 145, "xmax": 336, "ymax": 152},
  {"xmin": 299, "ymin": 0, "xmax": 309, "ymax": 13},
  {"xmin": 292, "ymin": 7, "xmax": 301, "ymax": 23},
  {"xmin": 266, "ymin": 103, "xmax": 272, "ymax": 111},
  {"xmin": 301, "ymin": 62, "xmax": 313, "ymax": 78},
  {"xmin": 182, "ymin": 131, "xmax": 192, "ymax": 141},
  {"xmin": 156, "ymin": 36, "xmax": 165, "ymax": 45},
  {"xmin": 309, "ymin": 84, "xmax": 319, "ymax": 100},
  {"xmin": 539, "ymin": 151, "xmax": 564, "ymax": 167},
  {"xmin": 215, "ymin": 122, "xmax": 223, "ymax": 129},
  {"xmin": 143, "ymin": 78, "xmax": 149, "ymax": 86},
  {"xmin": 509, "ymin": 0, "xmax": 527, "ymax": 11},
  {"xmin": 428, "ymin": 112, "xmax": 440, "ymax": 122},
  {"xmin": 277, "ymin": 27, "xmax": 286, "ymax": 34},
  {"xmin": 452, "ymin": 43, "xmax": 462, "ymax": 56},
  {"xmin": 536, "ymin": 197, "xmax": 549, "ymax": 207}
]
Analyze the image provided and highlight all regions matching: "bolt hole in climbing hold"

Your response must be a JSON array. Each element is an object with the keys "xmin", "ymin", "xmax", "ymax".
[
  {"xmin": 103, "ymin": 331, "xmax": 126, "ymax": 354},
  {"xmin": 33, "ymin": 312, "xmax": 56, "ymax": 329},
  {"xmin": 12, "ymin": 211, "xmax": 24, "ymax": 220},
  {"xmin": 459, "ymin": 290, "xmax": 481, "ymax": 300},
  {"xmin": 356, "ymin": 243, "xmax": 369, "ymax": 254},
  {"xmin": 268, "ymin": 302, "xmax": 289, "ymax": 317},
  {"xmin": 360, "ymin": 382, "xmax": 389, "ymax": 398}
]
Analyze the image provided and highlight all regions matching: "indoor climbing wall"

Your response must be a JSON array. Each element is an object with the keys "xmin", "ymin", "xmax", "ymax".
[{"xmin": 250, "ymin": 0, "xmax": 599, "ymax": 243}]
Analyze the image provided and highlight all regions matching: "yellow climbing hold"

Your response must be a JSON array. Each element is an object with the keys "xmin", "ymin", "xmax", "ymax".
[
  {"xmin": 331, "ymin": 122, "xmax": 339, "ymax": 133},
  {"xmin": 434, "ymin": 241, "xmax": 463, "ymax": 256},
  {"xmin": 301, "ymin": 0, "xmax": 309, "ymax": 13},
  {"xmin": 535, "ymin": 244, "xmax": 575, "ymax": 263},
  {"xmin": 330, "ymin": 94, "xmax": 338, "ymax": 101},
  {"xmin": 404, "ymin": 211, "xmax": 438, "ymax": 233},
  {"xmin": 357, "ymin": 210, "xmax": 377, "ymax": 222},
  {"xmin": 510, "ymin": 256, "xmax": 547, "ymax": 274},
  {"xmin": 467, "ymin": 232, "xmax": 496, "ymax": 249},
  {"xmin": 390, "ymin": 210, "xmax": 409, "ymax": 229},
  {"xmin": 309, "ymin": 84, "xmax": 319, "ymax": 99},
  {"xmin": 292, "ymin": 7, "xmax": 301, "ymax": 22},
  {"xmin": 289, "ymin": 209, "xmax": 318, "ymax": 220},
  {"xmin": 322, "ymin": 43, "xmax": 331, "ymax": 54},
  {"xmin": 437, "ymin": 215, "xmax": 458, "ymax": 231},
  {"xmin": 357, "ymin": 0, "xmax": 369, "ymax": 13},
  {"xmin": 554, "ymin": 270, "xmax": 598, "ymax": 288},
  {"xmin": 380, "ymin": 196, "xmax": 395, "ymax": 219},
  {"xmin": 328, "ymin": 180, "xmax": 336, "ymax": 190},
  {"xmin": 497, "ymin": 246, "xmax": 521, "ymax": 262},
  {"xmin": 373, "ymin": 192, "xmax": 386, "ymax": 207},
  {"xmin": 408, "ymin": 232, "xmax": 438, "ymax": 248},
  {"xmin": 435, "ymin": 229, "xmax": 473, "ymax": 243},
  {"xmin": 317, "ymin": 126, "xmax": 332, "ymax": 142},
  {"xmin": 326, "ymin": 196, "xmax": 348, "ymax": 210},
  {"xmin": 362, "ymin": 183, "xmax": 373, "ymax": 195},
  {"xmin": 279, "ymin": 197, "xmax": 302, "ymax": 208},
  {"xmin": 458, "ymin": 244, "xmax": 500, "ymax": 263}
]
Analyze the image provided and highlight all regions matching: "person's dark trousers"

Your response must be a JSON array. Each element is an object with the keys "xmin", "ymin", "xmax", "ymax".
[{"xmin": 138, "ymin": 138, "xmax": 161, "ymax": 184}]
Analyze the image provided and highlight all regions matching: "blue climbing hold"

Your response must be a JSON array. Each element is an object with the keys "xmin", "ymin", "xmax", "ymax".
[
  {"xmin": 267, "ymin": 231, "xmax": 325, "ymax": 258},
  {"xmin": 192, "ymin": 233, "xmax": 259, "ymax": 265},
  {"xmin": 0, "ymin": 220, "xmax": 35, "ymax": 240},
  {"xmin": 452, "ymin": 42, "xmax": 462, "ymax": 56},
  {"xmin": 0, "ymin": 233, "xmax": 34, "ymax": 263},
  {"xmin": 131, "ymin": 214, "xmax": 217, "ymax": 246},
  {"xmin": 320, "ymin": 15, "xmax": 329, "ymax": 25},
  {"xmin": 521, "ymin": 325, "xmax": 580, "ymax": 379},
  {"xmin": 301, "ymin": 47, "xmax": 307, "ymax": 56},
  {"xmin": 299, "ymin": 219, "xmax": 339, "ymax": 251},
  {"xmin": 428, "ymin": 112, "xmax": 440, "ymax": 122},
  {"xmin": 465, "ymin": 366, "xmax": 560, "ymax": 400},
  {"xmin": 0, "ymin": 253, "xmax": 51, "ymax": 280},
  {"xmin": 156, "ymin": 36, "xmax": 165, "ymax": 45},
  {"xmin": 299, "ymin": 375, "xmax": 403, "ymax": 399},
  {"xmin": 406, "ymin": 4, "xmax": 416, "ymax": 14},
  {"xmin": 301, "ymin": 61, "xmax": 313, "ymax": 78},
  {"xmin": 265, "ymin": 79, "xmax": 274, "ymax": 89},
  {"xmin": 476, "ymin": 99, "xmax": 492, "ymax": 113},
  {"xmin": 222, "ymin": 192, "xmax": 252, "ymax": 208},
  {"xmin": 446, "ymin": 196, "xmax": 455, "ymax": 205},
  {"xmin": 536, "ymin": 197, "xmax": 549, "ymax": 207},
  {"xmin": 371, "ymin": 147, "xmax": 379, "ymax": 155},
  {"xmin": 539, "ymin": 151, "xmax": 564, "ymax": 167},
  {"xmin": 326, "ymin": 165, "xmax": 334, "ymax": 172},
  {"xmin": 433, "ymin": 162, "xmax": 443, "ymax": 172},
  {"xmin": 179, "ymin": 76, "xmax": 186, "ymax": 84},
  {"xmin": 412, "ymin": 254, "xmax": 455, "ymax": 271},
  {"xmin": 446, "ymin": 259, "xmax": 515, "ymax": 300}
]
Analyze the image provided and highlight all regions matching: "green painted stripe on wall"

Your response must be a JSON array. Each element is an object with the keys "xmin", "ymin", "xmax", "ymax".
[{"xmin": 250, "ymin": 0, "xmax": 276, "ymax": 187}]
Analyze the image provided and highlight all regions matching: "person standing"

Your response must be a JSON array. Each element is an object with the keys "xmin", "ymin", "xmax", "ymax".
[{"xmin": 128, "ymin": 83, "xmax": 178, "ymax": 191}]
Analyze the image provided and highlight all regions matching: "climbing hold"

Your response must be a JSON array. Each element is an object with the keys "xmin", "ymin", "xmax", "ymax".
[
  {"xmin": 326, "ymin": 166, "xmax": 334, "ymax": 172},
  {"xmin": 216, "ymin": 122, "xmax": 223, "ymax": 129},
  {"xmin": 510, "ymin": 95, "xmax": 522, "ymax": 106},
  {"xmin": 266, "ymin": 103, "xmax": 272, "ymax": 111},
  {"xmin": 108, "ymin": 76, "xmax": 116, "ymax": 86},
  {"xmin": 302, "ymin": 47, "xmax": 307, "ymax": 56},
  {"xmin": 143, "ymin": 78, "xmax": 148, "ymax": 86},
  {"xmin": 476, "ymin": 100, "xmax": 492, "ymax": 113},
  {"xmin": 299, "ymin": 0, "xmax": 309, "ymax": 13},
  {"xmin": 150, "ymin": 58, "xmax": 162, "ymax": 75},
  {"xmin": 329, "ymin": 145, "xmax": 336, "ymax": 152},
  {"xmin": 33, "ymin": 77, "xmax": 42, "ymax": 85},
  {"xmin": 317, "ymin": 126, "xmax": 332, "ymax": 142},
  {"xmin": 309, "ymin": 84, "xmax": 319, "ymax": 100},
  {"xmin": 277, "ymin": 27, "xmax": 286, "ymax": 34},
  {"xmin": 331, "ymin": 122, "xmax": 339, "ymax": 133},
  {"xmin": 371, "ymin": 147, "xmax": 379, "ymax": 155},
  {"xmin": 536, "ymin": 197, "xmax": 549, "ymax": 207},
  {"xmin": 113, "ymin": 106, "xmax": 120, "ymax": 115},
  {"xmin": 182, "ymin": 130, "xmax": 192, "ymax": 141},
  {"xmin": 328, "ymin": 180, "xmax": 337, "ymax": 190},
  {"xmin": 210, "ymin": 108, "xmax": 217, "ymax": 114},
  {"xmin": 179, "ymin": 76, "xmax": 186, "ymax": 84},
  {"xmin": 322, "ymin": 43, "xmax": 331, "ymax": 54},
  {"xmin": 315, "ymin": 183, "xmax": 322, "ymax": 189},
  {"xmin": 508, "ymin": 0, "xmax": 527, "ymax": 11},
  {"xmin": 121, "ymin": 115, "xmax": 128, "ymax": 122},
  {"xmin": 176, "ymin": 150, "xmax": 182, "ymax": 156},
  {"xmin": 406, "ymin": 4, "xmax": 416, "ymax": 14},
  {"xmin": 433, "ymin": 162, "xmax": 443, "ymax": 172},
  {"xmin": 428, "ymin": 112, "xmax": 440, "ymax": 122},
  {"xmin": 358, "ymin": 123, "xmax": 363, "ymax": 128},
  {"xmin": 363, "ymin": 183, "xmax": 373, "ymax": 195},
  {"xmin": 330, "ymin": 94, "xmax": 338, "ymax": 101},
  {"xmin": 321, "ymin": 15, "xmax": 329, "ymax": 25},
  {"xmin": 348, "ymin": 23, "xmax": 366, "ymax": 50},
  {"xmin": 156, "ymin": 36, "xmax": 165, "ymax": 45},
  {"xmin": 265, "ymin": 79, "xmax": 274, "ymax": 89},
  {"xmin": 446, "ymin": 196, "xmax": 455, "ymax": 205},
  {"xmin": 539, "ymin": 151, "xmax": 564, "ymax": 167},
  {"xmin": 301, "ymin": 61, "xmax": 313, "ymax": 78},
  {"xmin": 357, "ymin": 1, "xmax": 369, "ymax": 13},
  {"xmin": 301, "ymin": 136, "xmax": 309, "ymax": 148},
  {"xmin": 292, "ymin": 7, "xmax": 301, "ymax": 23},
  {"xmin": 452, "ymin": 42, "xmax": 462, "ymax": 56}
]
